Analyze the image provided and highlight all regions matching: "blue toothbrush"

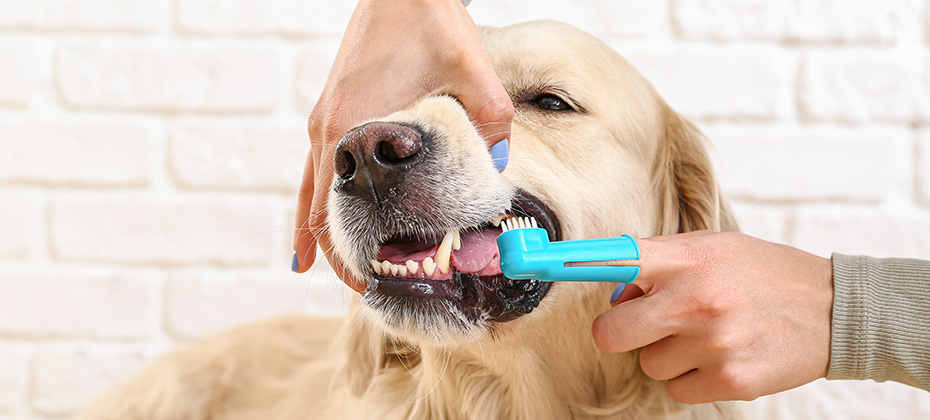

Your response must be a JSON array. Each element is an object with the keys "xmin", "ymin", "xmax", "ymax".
[{"xmin": 496, "ymin": 217, "xmax": 640, "ymax": 283}]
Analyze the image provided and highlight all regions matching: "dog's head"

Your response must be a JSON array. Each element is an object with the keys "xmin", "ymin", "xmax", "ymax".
[{"xmin": 325, "ymin": 21, "xmax": 735, "ymax": 347}]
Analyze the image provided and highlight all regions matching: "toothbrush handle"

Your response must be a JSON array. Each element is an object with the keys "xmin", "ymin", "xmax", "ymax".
[{"xmin": 540, "ymin": 235, "xmax": 640, "ymax": 283}]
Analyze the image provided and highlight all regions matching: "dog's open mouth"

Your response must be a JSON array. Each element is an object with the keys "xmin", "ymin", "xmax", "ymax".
[{"xmin": 365, "ymin": 190, "xmax": 561, "ymax": 323}]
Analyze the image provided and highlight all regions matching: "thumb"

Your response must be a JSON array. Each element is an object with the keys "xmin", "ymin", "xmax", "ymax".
[{"xmin": 293, "ymin": 146, "xmax": 322, "ymax": 273}]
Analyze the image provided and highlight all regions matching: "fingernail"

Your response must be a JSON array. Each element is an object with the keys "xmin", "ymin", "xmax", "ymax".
[
  {"xmin": 610, "ymin": 283, "xmax": 626, "ymax": 302},
  {"xmin": 291, "ymin": 252, "xmax": 300, "ymax": 272},
  {"xmin": 490, "ymin": 138, "xmax": 509, "ymax": 172}
]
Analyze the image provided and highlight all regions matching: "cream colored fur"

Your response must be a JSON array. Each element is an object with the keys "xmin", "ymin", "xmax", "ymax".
[{"xmin": 79, "ymin": 21, "xmax": 742, "ymax": 420}]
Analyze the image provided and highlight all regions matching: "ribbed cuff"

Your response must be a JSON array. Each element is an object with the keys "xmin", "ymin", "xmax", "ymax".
[
  {"xmin": 828, "ymin": 253, "xmax": 930, "ymax": 389},
  {"xmin": 828, "ymin": 254, "xmax": 868, "ymax": 380}
]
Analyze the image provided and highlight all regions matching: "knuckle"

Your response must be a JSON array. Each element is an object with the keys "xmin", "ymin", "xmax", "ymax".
[
  {"xmin": 706, "ymin": 329, "xmax": 739, "ymax": 352},
  {"xmin": 481, "ymin": 94, "xmax": 514, "ymax": 123},
  {"xmin": 716, "ymin": 364, "xmax": 751, "ymax": 397}
]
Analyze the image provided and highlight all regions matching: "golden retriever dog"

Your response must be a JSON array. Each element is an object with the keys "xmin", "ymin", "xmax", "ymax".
[{"xmin": 80, "ymin": 20, "xmax": 742, "ymax": 419}]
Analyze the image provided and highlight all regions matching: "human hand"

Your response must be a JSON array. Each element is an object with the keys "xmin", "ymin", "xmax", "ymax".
[
  {"xmin": 592, "ymin": 231, "xmax": 834, "ymax": 403},
  {"xmin": 292, "ymin": 0, "xmax": 514, "ymax": 292}
]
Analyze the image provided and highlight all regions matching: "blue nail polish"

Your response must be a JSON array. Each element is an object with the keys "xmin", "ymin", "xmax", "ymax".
[
  {"xmin": 490, "ymin": 138, "xmax": 509, "ymax": 172},
  {"xmin": 291, "ymin": 252, "xmax": 300, "ymax": 272},
  {"xmin": 610, "ymin": 283, "xmax": 626, "ymax": 302}
]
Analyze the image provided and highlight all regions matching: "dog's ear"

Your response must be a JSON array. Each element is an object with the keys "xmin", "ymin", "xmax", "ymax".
[{"xmin": 654, "ymin": 107, "xmax": 738, "ymax": 235}]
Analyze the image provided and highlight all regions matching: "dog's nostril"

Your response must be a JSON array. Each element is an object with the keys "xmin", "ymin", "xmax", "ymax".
[
  {"xmin": 375, "ymin": 133, "xmax": 420, "ymax": 165},
  {"xmin": 335, "ymin": 150, "xmax": 357, "ymax": 179}
]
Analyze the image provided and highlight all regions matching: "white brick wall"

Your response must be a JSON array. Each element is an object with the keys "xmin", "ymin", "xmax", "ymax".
[{"xmin": 1, "ymin": 1, "xmax": 929, "ymax": 419}]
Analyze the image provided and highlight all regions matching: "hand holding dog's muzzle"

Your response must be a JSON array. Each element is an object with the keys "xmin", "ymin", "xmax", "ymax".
[{"xmin": 292, "ymin": 0, "xmax": 514, "ymax": 293}]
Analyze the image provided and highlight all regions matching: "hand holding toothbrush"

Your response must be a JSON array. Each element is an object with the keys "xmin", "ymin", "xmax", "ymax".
[{"xmin": 591, "ymin": 231, "xmax": 833, "ymax": 404}]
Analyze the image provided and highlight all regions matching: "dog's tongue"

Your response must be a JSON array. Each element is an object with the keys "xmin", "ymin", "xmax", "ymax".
[
  {"xmin": 378, "ymin": 227, "xmax": 503, "ymax": 276},
  {"xmin": 451, "ymin": 228, "xmax": 502, "ymax": 275}
]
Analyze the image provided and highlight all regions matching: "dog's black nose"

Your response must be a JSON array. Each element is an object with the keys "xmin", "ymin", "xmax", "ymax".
[{"xmin": 333, "ymin": 122, "xmax": 424, "ymax": 201}]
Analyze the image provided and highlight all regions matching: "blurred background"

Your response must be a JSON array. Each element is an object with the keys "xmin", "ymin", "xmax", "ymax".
[{"xmin": 0, "ymin": 0, "xmax": 928, "ymax": 418}]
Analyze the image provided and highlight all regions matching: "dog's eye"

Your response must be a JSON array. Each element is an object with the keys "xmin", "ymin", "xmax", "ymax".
[{"xmin": 533, "ymin": 94, "xmax": 571, "ymax": 111}]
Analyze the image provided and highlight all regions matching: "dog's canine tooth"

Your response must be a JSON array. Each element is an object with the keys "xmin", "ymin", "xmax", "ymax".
[
  {"xmin": 390, "ymin": 264, "xmax": 399, "ymax": 276},
  {"xmin": 422, "ymin": 257, "xmax": 436, "ymax": 276},
  {"xmin": 371, "ymin": 259, "xmax": 382, "ymax": 275},
  {"xmin": 491, "ymin": 215, "xmax": 503, "ymax": 227},
  {"xmin": 452, "ymin": 229, "xmax": 461, "ymax": 251},
  {"xmin": 435, "ymin": 229, "xmax": 455, "ymax": 274},
  {"xmin": 380, "ymin": 260, "xmax": 392, "ymax": 275},
  {"xmin": 398, "ymin": 264, "xmax": 407, "ymax": 276},
  {"xmin": 406, "ymin": 259, "xmax": 418, "ymax": 274}
]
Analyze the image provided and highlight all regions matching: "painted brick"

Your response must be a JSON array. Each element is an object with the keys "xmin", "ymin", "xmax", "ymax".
[
  {"xmin": 468, "ymin": 0, "xmax": 667, "ymax": 38},
  {"xmin": 798, "ymin": 50, "xmax": 927, "ymax": 123},
  {"xmin": 0, "ymin": 38, "xmax": 41, "ymax": 107},
  {"xmin": 30, "ymin": 352, "xmax": 144, "ymax": 416},
  {"xmin": 0, "ymin": 121, "xmax": 153, "ymax": 186},
  {"xmin": 707, "ymin": 125, "xmax": 909, "ymax": 202},
  {"xmin": 0, "ymin": 349, "xmax": 24, "ymax": 410},
  {"xmin": 792, "ymin": 206, "xmax": 930, "ymax": 259},
  {"xmin": 673, "ymin": 0, "xmax": 920, "ymax": 43},
  {"xmin": 168, "ymin": 123, "xmax": 307, "ymax": 191},
  {"xmin": 0, "ymin": 0, "xmax": 162, "ymax": 32},
  {"xmin": 56, "ymin": 44, "xmax": 283, "ymax": 113},
  {"xmin": 0, "ymin": 193, "xmax": 41, "ymax": 259},
  {"xmin": 49, "ymin": 195, "xmax": 276, "ymax": 266},
  {"xmin": 176, "ymin": 0, "xmax": 355, "ymax": 36},
  {"xmin": 623, "ymin": 47, "xmax": 791, "ymax": 120},
  {"xmin": 919, "ymin": 132, "xmax": 930, "ymax": 204},
  {"xmin": 294, "ymin": 42, "xmax": 340, "ymax": 114},
  {"xmin": 165, "ymin": 269, "xmax": 346, "ymax": 339},
  {"xmin": 0, "ymin": 270, "xmax": 154, "ymax": 338}
]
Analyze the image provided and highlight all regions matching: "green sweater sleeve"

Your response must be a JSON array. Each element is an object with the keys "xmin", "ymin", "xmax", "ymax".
[{"xmin": 828, "ymin": 253, "xmax": 930, "ymax": 389}]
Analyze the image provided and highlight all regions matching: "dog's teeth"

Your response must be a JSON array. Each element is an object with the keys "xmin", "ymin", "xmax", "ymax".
[
  {"xmin": 406, "ymin": 260, "xmax": 418, "ymax": 274},
  {"xmin": 492, "ymin": 215, "xmax": 503, "ymax": 227},
  {"xmin": 380, "ymin": 260, "xmax": 392, "ymax": 275},
  {"xmin": 390, "ymin": 264, "xmax": 399, "ymax": 276},
  {"xmin": 452, "ymin": 229, "xmax": 461, "ymax": 250},
  {"xmin": 422, "ymin": 257, "xmax": 436, "ymax": 276},
  {"xmin": 371, "ymin": 259, "xmax": 382, "ymax": 275},
  {"xmin": 435, "ymin": 229, "xmax": 454, "ymax": 274},
  {"xmin": 397, "ymin": 264, "xmax": 407, "ymax": 276}
]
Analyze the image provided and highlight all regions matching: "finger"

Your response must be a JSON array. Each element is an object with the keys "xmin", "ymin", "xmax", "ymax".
[
  {"xmin": 665, "ymin": 368, "xmax": 725, "ymax": 404},
  {"xmin": 452, "ymin": 54, "xmax": 514, "ymax": 155},
  {"xmin": 638, "ymin": 335, "xmax": 701, "ymax": 381},
  {"xmin": 308, "ymin": 144, "xmax": 368, "ymax": 294},
  {"xmin": 293, "ymin": 149, "xmax": 317, "ymax": 273},
  {"xmin": 629, "ymin": 233, "xmax": 713, "ymax": 293},
  {"xmin": 610, "ymin": 283, "xmax": 643, "ymax": 306},
  {"xmin": 592, "ymin": 295, "xmax": 677, "ymax": 353}
]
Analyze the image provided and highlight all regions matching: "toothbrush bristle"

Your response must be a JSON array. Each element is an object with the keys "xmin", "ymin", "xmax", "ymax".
[{"xmin": 499, "ymin": 216, "xmax": 538, "ymax": 233}]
